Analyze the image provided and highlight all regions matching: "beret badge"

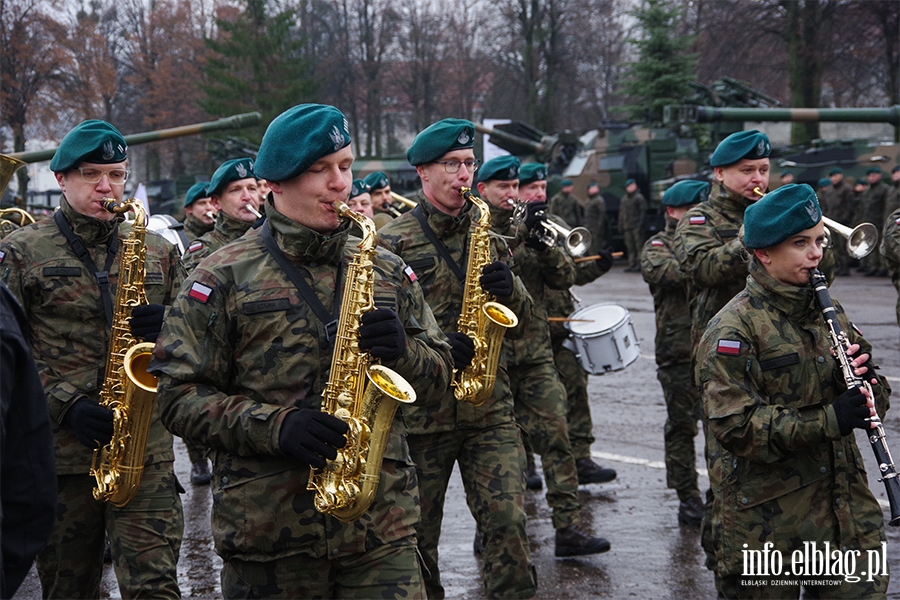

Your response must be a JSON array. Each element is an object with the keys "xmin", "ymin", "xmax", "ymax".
[
  {"xmin": 458, "ymin": 131, "xmax": 471, "ymax": 145},
  {"xmin": 236, "ymin": 162, "xmax": 249, "ymax": 178},
  {"xmin": 330, "ymin": 125, "xmax": 344, "ymax": 152},
  {"xmin": 102, "ymin": 140, "xmax": 115, "ymax": 161}
]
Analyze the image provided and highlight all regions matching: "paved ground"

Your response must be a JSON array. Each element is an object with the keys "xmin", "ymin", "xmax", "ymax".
[{"xmin": 14, "ymin": 263, "xmax": 900, "ymax": 599}]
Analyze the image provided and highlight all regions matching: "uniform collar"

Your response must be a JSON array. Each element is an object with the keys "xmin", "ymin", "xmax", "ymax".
[
  {"xmin": 709, "ymin": 180, "xmax": 755, "ymax": 215},
  {"xmin": 747, "ymin": 260, "xmax": 816, "ymax": 321},
  {"xmin": 59, "ymin": 195, "xmax": 122, "ymax": 245},
  {"xmin": 419, "ymin": 195, "xmax": 473, "ymax": 237},
  {"xmin": 265, "ymin": 197, "xmax": 349, "ymax": 265},
  {"xmin": 214, "ymin": 208, "xmax": 253, "ymax": 239}
]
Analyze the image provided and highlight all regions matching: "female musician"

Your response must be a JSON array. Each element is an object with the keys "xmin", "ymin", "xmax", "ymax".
[{"xmin": 695, "ymin": 183, "xmax": 891, "ymax": 599}]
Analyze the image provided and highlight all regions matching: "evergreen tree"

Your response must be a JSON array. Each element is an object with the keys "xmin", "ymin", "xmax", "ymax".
[
  {"xmin": 621, "ymin": 0, "xmax": 696, "ymax": 125},
  {"xmin": 200, "ymin": 0, "xmax": 317, "ymax": 143}
]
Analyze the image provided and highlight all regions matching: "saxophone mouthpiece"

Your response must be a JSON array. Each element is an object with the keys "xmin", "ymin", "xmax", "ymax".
[{"xmin": 102, "ymin": 198, "xmax": 125, "ymax": 213}]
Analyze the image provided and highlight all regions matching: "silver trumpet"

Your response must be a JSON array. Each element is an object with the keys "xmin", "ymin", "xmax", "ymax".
[
  {"xmin": 509, "ymin": 198, "xmax": 591, "ymax": 256},
  {"xmin": 244, "ymin": 203, "xmax": 263, "ymax": 219}
]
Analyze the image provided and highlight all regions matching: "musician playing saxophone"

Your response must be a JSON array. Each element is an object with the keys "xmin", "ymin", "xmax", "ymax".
[
  {"xmin": 0, "ymin": 120, "xmax": 184, "ymax": 598},
  {"xmin": 695, "ymin": 184, "xmax": 891, "ymax": 599},
  {"xmin": 378, "ymin": 119, "xmax": 536, "ymax": 599},
  {"xmin": 150, "ymin": 104, "xmax": 452, "ymax": 599}
]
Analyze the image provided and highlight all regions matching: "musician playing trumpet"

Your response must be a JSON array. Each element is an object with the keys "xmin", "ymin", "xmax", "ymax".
[
  {"xmin": 182, "ymin": 157, "xmax": 262, "ymax": 271},
  {"xmin": 696, "ymin": 184, "xmax": 890, "ymax": 599}
]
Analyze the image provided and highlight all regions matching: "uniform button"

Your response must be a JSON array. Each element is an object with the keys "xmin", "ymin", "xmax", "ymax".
[
  {"xmin": 837, "ymin": 452, "xmax": 843, "ymax": 459},
  {"xmin": 332, "ymin": 549, "xmax": 339, "ymax": 556},
  {"xmin": 733, "ymin": 459, "xmax": 738, "ymax": 468},
  {"xmin": 86, "ymin": 383, "xmax": 94, "ymax": 389},
  {"xmin": 820, "ymin": 466, "xmax": 827, "ymax": 474},
  {"xmin": 222, "ymin": 476, "xmax": 228, "ymax": 484},
  {"xmin": 741, "ymin": 497, "xmax": 748, "ymax": 505},
  {"xmin": 818, "ymin": 356, "xmax": 825, "ymax": 363},
  {"xmin": 835, "ymin": 498, "xmax": 842, "ymax": 507}
]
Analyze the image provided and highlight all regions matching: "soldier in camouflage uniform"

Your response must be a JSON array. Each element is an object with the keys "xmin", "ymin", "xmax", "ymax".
[
  {"xmin": 182, "ymin": 157, "xmax": 262, "ymax": 271},
  {"xmin": 640, "ymin": 180, "xmax": 707, "ymax": 527},
  {"xmin": 618, "ymin": 178, "xmax": 646, "ymax": 272},
  {"xmin": 181, "ymin": 181, "xmax": 215, "ymax": 241},
  {"xmin": 378, "ymin": 119, "xmax": 537, "ymax": 599},
  {"xmin": 364, "ymin": 170, "xmax": 401, "ymax": 230},
  {"xmin": 857, "ymin": 168, "xmax": 890, "ymax": 277},
  {"xmin": 880, "ymin": 205, "xmax": 900, "ymax": 326},
  {"xmin": 697, "ymin": 183, "xmax": 890, "ymax": 599},
  {"xmin": 0, "ymin": 120, "xmax": 184, "ymax": 599},
  {"xmin": 584, "ymin": 181, "xmax": 608, "ymax": 255},
  {"xmin": 820, "ymin": 168, "xmax": 856, "ymax": 276},
  {"xmin": 886, "ymin": 165, "xmax": 900, "ymax": 225},
  {"xmin": 549, "ymin": 178, "xmax": 583, "ymax": 229},
  {"xmin": 527, "ymin": 165, "xmax": 618, "ymax": 485},
  {"xmin": 151, "ymin": 104, "xmax": 453, "ymax": 599},
  {"xmin": 477, "ymin": 156, "xmax": 610, "ymax": 556}
]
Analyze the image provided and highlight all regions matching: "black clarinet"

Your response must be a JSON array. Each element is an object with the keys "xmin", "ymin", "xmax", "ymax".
[{"xmin": 810, "ymin": 268, "xmax": 900, "ymax": 526}]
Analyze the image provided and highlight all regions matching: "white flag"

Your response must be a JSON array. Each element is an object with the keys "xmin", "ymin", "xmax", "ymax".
[{"xmin": 133, "ymin": 183, "xmax": 150, "ymax": 215}]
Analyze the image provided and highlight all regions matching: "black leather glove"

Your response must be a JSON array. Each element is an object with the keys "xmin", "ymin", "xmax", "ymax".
[
  {"xmin": 446, "ymin": 332, "xmax": 475, "ymax": 370},
  {"xmin": 596, "ymin": 248, "xmax": 614, "ymax": 273},
  {"xmin": 279, "ymin": 409, "xmax": 349, "ymax": 469},
  {"xmin": 524, "ymin": 202, "xmax": 548, "ymax": 233},
  {"xmin": 832, "ymin": 386, "xmax": 871, "ymax": 436},
  {"xmin": 524, "ymin": 236, "xmax": 549, "ymax": 252},
  {"xmin": 359, "ymin": 308, "xmax": 406, "ymax": 361},
  {"xmin": 130, "ymin": 304, "xmax": 166, "ymax": 343},
  {"xmin": 66, "ymin": 398, "xmax": 114, "ymax": 449},
  {"xmin": 480, "ymin": 261, "xmax": 514, "ymax": 297}
]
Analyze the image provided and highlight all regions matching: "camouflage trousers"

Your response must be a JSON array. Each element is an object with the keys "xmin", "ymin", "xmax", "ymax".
[
  {"xmin": 408, "ymin": 424, "xmax": 537, "ymax": 599},
  {"xmin": 184, "ymin": 439, "xmax": 207, "ymax": 464},
  {"xmin": 220, "ymin": 539, "xmax": 424, "ymax": 599},
  {"xmin": 511, "ymin": 359, "xmax": 581, "ymax": 529},
  {"xmin": 658, "ymin": 364, "xmax": 702, "ymax": 501},
  {"xmin": 623, "ymin": 228, "xmax": 643, "ymax": 268},
  {"xmin": 552, "ymin": 345, "xmax": 595, "ymax": 460},
  {"xmin": 36, "ymin": 461, "xmax": 183, "ymax": 599}
]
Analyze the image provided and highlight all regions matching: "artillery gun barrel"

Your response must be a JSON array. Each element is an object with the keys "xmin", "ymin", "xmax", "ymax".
[
  {"xmin": 9, "ymin": 112, "xmax": 262, "ymax": 164},
  {"xmin": 664, "ymin": 105, "xmax": 900, "ymax": 127},
  {"xmin": 475, "ymin": 123, "xmax": 553, "ymax": 161}
]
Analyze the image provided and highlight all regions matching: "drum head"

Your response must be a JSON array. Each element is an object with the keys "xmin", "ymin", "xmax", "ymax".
[{"xmin": 567, "ymin": 303, "xmax": 628, "ymax": 335}]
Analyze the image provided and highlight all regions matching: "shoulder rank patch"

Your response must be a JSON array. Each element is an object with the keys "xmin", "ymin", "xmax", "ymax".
[
  {"xmin": 689, "ymin": 215, "xmax": 706, "ymax": 225},
  {"xmin": 651, "ymin": 240, "xmax": 664, "ymax": 247},
  {"xmin": 403, "ymin": 265, "xmax": 418, "ymax": 283},
  {"xmin": 188, "ymin": 241, "xmax": 203, "ymax": 253},
  {"xmin": 717, "ymin": 339, "xmax": 741, "ymax": 356},
  {"xmin": 188, "ymin": 281, "xmax": 213, "ymax": 303}
]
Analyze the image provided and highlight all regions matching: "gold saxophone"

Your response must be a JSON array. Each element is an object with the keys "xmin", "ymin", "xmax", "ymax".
[
  {"xmin": 308, "ymin": 202, "xmax": 416, "ymax": 522},
  {"xmin": 453, "ymin": 188, "xmax": 518, "ymax": 406},
  {"xmin": 90, "ymin": 198, "xmax": 158, "ymax": 507}
]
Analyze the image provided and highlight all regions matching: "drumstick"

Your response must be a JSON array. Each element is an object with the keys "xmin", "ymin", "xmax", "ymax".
[
  {"xmin": 574, "ymin": 252, "xmax": 624, "ymax": 263},
  {"xmin": 547, "ymin": 317, "xmax": 595, "ymax": 323}
]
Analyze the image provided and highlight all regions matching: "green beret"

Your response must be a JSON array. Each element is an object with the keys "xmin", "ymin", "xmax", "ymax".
[
  {"xmin": 744, "ymin": 184, "xmax": 821, "ymax": 249},
  {"xmin": 893, "ymin": 165, "xmax": 900, "ymax": 173},
  {"xmin": 477, "ymin": 155, "xmax": 520, "ymax": 183},
  {"xmin": 519, "ymin": 163, "xmax": 547, "ymax": 186},
  {"xmin": 817, "ymin": 178, "xmax": 831, "ymax": 188},
  {"xmin": 661, "ymin": 180, "xmax": 708, "ymax": 207},
  {"xmin": 829, "ymin": 167, "xmax": 843, "ymax": 176},
  {"xmin": 867, "ymin": 167, "xmax": 883, "ymax": 175},
  {"xmin": 207, "ymin": 158, "xmax": 257, "ymax": 197},
  {"xmin": 780, "ymin": 171, "xmax": 792, "ymax": 178},
  {"xmin": 561, "ymin": 179, "xmax": 573, "ymax": 187},
  {"xmin": 364, "ymin": 171, "xmax": 390, "ymax": 191},
  {"xmin": 624, "ymin": 178, "xmax": 636, "ymax": 186},
  {"xmin": 184, "ymin": 182, "xmax": 209, "ymax": 208},
  {"xmin": 407, "ymin": 119, "xmax": 475, "ymax": 166},
  {"xmin": 255, "ymin": 104, "xmax": 351, "ymax": 182},
  {"xmin": 50, "ymin": 120, "xmax": 127, "ymax": 172},
  {"xmin": 710, "ymin": 130, "xmax": 770, "ymax": 167},
  {"xmin": 350, "ymin": 179, "xmax": 371, "ymax": 199}
]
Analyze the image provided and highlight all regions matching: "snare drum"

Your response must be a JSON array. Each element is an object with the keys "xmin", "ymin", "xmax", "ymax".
[{"xmin": 564, "ymin": 303, "xmax": 640, "ymax": 374}]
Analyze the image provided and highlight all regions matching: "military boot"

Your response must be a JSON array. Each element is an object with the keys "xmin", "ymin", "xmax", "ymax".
[
  {"xmin": 525, "ymin": 452, "xmax": 543, "ymax": 490},
  {"xmin": 678, "ymin": 496, "xmax": 705, "ymax": 527},
  {"xmin": 554, "ymin": 525, "xmax": 611, "ymax": 557},
  {"xmin": 191, "ymin": 459, "xmax": 211, "ymax": 485},
  {"xmin": 575, "ymin": 458, "xmax": 616, "ymax": 484}
]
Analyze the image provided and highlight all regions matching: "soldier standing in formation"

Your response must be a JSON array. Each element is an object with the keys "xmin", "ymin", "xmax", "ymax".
[
  {"xmin": 180, "ymin": 182, "xmax": 215, "ymax": 241},
  {"xmin": 584, "ymin": 181, "xmax": 608, "ymax": 255},
  {"xmin": 618, "ymin": 178, "xmax": 646, "ymax": 272},
  {"xmin": 549, "ymin": 178, "xmax": 582, "ymax": 229},
  {"xmin": 347, "ymin": 178, "xmax": 374, "ymax": 220},
  {"xmin": 378, "ymin": 119, "xmax": 538, "ymax": 599},
  {"xmin": 151, "ymin": 104, "xmax": 453, "ymax": 599},
  {"xmin": 476, "ymin": 155, "xmax": 610, "ymax": 557},
  {"xmin": 0, "ymin": 120, "xmax": 184, "ymax": 598},
  {"xmin": 527, "ymin": 163, "xmax": 618, "ymax": 486},
  {"xmin": 857, "ymin": 167, "xmax": 890, "ymax": 277},
  {"xmin": 182, "ymin": 157, "xmax": 262, "ymax": 271},
  {"xmin": 778, "ymin": 170, "xmax": 794, "ymax": 186},
  {"xmin": 820, "ymin": 167, "xmax": 856, "ymax": 276},
  {"xmin": 364, "ymin": 170, "xmax": 400, "ymax": 229},
  {"xmin": 696, "ymin": 183, "xmax": 890, "ymax": 598},
  {"xmin": 885, "ymin": 165, "xmax": 900, "ymax": 222},
  {"xmin": 640, "ymin": 180, "xmax": 707, "ymax": 527}
]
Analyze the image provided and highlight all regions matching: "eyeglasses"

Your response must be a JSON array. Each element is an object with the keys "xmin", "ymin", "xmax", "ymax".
[
  {"xmin": 76, "ymin": 167, "xmax": 130, "ymax": 185},
  {"xmin": 434, "ymin": 159, "xmax": 479, "ymax": 174}
]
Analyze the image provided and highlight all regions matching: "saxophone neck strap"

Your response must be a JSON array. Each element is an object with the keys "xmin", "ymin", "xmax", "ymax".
[
  {"xmin": 260, "ymin": 221, "xmax": 341, "ymax": 344},
  {"xmin": 53, "ymin": 210, "xmax": 119, "ymax": 328},
  {"xmin": 412, "ymin": 204, "xmax": 466, "ymax": 283}
]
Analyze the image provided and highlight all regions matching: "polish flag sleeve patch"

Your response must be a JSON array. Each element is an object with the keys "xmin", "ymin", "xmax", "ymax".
[
  {"xmin": 651, "ymin": 240, "xmax": 664, "ymax": 247},
  {"xmin": 689, "ymin": 215, "xmax": 706, "ymax": 225},
  {"xmin": 717, "ymin": 339, "xmax": 742, "ymax": 356},
  {"xmin": 0, "ymin": 250, "xmax": 5, "ymax": 264},
  {"xmin": 188, "ymin": 241, "xmax": 203, "ymax": 253},
  {"xmin": 188, "ymin": 281, "xmax": 213, "ymax": 303},
  {"xmin": 403, "ymin": 265, "xmax": 418, "ymax": 283}
]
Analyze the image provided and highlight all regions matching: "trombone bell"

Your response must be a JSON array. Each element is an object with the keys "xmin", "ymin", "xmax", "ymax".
[{"xmin": 0, "ymin": 154, "xmax": 26, "ymax": 195}]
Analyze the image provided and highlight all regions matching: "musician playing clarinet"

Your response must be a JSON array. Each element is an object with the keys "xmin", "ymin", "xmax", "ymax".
[{"xmin": 696, "ymin": 183, "xmax": 891, "ymax": 599}]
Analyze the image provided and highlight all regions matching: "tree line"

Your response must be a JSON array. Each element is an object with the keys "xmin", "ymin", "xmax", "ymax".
[{"xmin": 1, "ymin": 0, "xmax": 898, "ymax": 198}]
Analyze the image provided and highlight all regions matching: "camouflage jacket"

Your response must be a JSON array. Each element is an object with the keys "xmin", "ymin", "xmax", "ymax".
[
  {"xmin": 182, "ymin": 212, "xmax": 214, "ymax": 241},
  {"xmin": 640, "ymin": 218, "xmax": 691, "ymax": 368},
  {"xmin": 857, "ymin": 179, "xmax": 890, "ymax": 226},
  {"xmin": 880, "ymin": 207, "xmax": 900, "ymax": 326},
  {"xmin": 696, "ymin": 261, "xmax": 889, "ymax": 576},
  {"xmin": 150, "ymin": 199, "xmax": 453, "ymax": 562},
  {"xmin": 490, "ymin": 205, "xmax": 575, "ymax": 366},
  {"xmin": 820, "ymin": 179, "xmax": 856, "ymax": 226},
  {"xmin": 617, "ymin": 190, "xmax": 646, "ymax": 231},
  {"xmin": 544, "ymin": 249, "xmax": 606, "ymax": 348},
  {"xmin": 549, "ymin": 191, "xmax": 584, "ymax": 228},
  {"xmin": 584, "ymin": 193, "xmax": 608, "ymax": 253},
  {"xmin": 182, "ymin": 210, "xmax": 253, "ymax": 271},
  {"xmin": 884, "ymin": 180, "xmax": 900, "ymax": 224},
  {"xmin": 378, "ymin": 197, "xmax": 533, "ymax": 434},
  {"xmin": 0, "ymin": 197, "xmax": 184, "ymax": 474}
]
